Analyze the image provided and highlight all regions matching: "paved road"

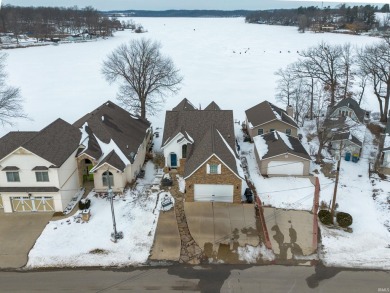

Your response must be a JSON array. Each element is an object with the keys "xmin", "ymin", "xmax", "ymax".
[{"xmin": 0, "ymin": 265, "xmax": 388, "ymax": 292}]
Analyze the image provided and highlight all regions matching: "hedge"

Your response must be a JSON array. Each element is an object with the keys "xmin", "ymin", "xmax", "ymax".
[
  {"xmin": 336, "ymin": 212, "xmax": 353, "ymax": 227},
  {"xmin": 318, "ymin": 209, "xmax": 332, "ymax": 225}
]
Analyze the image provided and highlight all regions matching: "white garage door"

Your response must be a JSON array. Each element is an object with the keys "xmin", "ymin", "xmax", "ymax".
[
  {"xmin": 194, "ymin": 184, "xmax": 233, "ymax": 203},
  {"xmin": 11, "ymin": 196, "xmax": 54, "ymax": 212},
  {"xmin": 267, "ymin": 161, "xmax": 304, "ymax": 176}
]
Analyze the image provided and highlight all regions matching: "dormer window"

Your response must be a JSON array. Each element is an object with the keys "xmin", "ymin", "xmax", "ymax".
[{"xmin": 6, "ymin": 172, "xmax": 20, "ymax": 182}]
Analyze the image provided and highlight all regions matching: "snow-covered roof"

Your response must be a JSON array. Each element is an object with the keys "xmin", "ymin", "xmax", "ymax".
[{"xmin": 254, "ymin": 131, "xmax": 311, "ymax": 160}]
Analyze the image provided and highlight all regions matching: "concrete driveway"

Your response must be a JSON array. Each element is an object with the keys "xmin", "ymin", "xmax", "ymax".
[
  {"xmin": 150, "ymin": 209, "xmax": 181, "ymax": 262},
  {"xmin": 0, "ymin": 211, "xmax": 53, "ymax": 269},
  {"xmin": 184, "ymin": 202, "xmax": 260, "ymax": 261},
  {"xmin": 263, "ymin": 207, "xmax": 315, "ymax": 260}
]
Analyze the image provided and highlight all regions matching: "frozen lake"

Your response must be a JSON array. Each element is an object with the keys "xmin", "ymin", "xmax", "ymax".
[{"xmin": 2, "ymin": 17, "xmax": 381, "ymax": 136}]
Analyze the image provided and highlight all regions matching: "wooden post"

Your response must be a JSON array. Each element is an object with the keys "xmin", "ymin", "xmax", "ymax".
[{"xmin": 330, "ymin": 140, "xmax": 343, "ymax": 224}]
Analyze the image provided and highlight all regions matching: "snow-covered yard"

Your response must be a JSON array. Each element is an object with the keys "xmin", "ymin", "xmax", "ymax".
[
  {"xmin": 300, "ymin": 121, "xmax": 390, "ymax": 270},
  {"xmin": 27, "ymin": 161, "xmax": 164, "ymax": 268}
]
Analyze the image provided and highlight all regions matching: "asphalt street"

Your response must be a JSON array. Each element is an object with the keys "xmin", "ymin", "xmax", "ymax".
[{"xmin": 0, "ymin": 264, "xmax": 389, "ymax": 292}]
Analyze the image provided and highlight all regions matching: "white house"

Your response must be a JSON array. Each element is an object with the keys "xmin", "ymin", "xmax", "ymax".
[{"xmin": 0, "ymin": 119, "xmax": 81, "ymax": 213}]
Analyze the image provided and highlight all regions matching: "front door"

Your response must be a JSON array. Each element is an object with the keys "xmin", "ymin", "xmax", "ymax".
[{"xmin": 170, "ymin": 153, "xmax": 177, "ymax": 167}]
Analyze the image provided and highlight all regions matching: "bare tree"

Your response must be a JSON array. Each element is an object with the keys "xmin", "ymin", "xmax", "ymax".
[
  {"xmin": 0, "ymin": 53, "xmax": 27, "ymax": 126},
  {"xmin": 102, "ymin": 38, "xmax": 183, "ymax": 118},
  {"xmin": 296, "ymin": 42, "xmax": 344, "ymax": 107},
  {"xmin": 357, "ymin": 37, "xmax": 390, "ymax": 122},
  {"xmin": 275, "ymin": 65, "xmax": 296, "ymax": 106}
]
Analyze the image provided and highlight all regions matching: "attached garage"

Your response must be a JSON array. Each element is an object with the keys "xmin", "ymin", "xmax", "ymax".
[
  {"xmin": 267, "ymin": 161, "xmax": 304, "ymax": 176},
  {"xmin": 11, "ymin": 196, "xmax": 54, "ymax": 212},
  {"xmin": 194, "ymin": 184, "xmax": 233, "ymax": 203}
]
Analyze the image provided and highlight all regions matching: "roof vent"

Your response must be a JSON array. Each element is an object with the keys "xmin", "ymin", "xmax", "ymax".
[{"xmin": 101, "ymin": 115, "xmax": 105, "ymax": 121}]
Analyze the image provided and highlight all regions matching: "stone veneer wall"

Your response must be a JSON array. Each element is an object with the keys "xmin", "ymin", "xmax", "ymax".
[{"xmin": 185, "ymin": 156, "xmax": 242, "ymax": 203}]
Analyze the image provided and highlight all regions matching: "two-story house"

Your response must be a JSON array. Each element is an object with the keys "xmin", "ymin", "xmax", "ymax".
[
  {"xmin": 245, "ymin": 101, "xmax": 298, "ymax": 140},
  {"xmin": 0, "ymin": 119, "xmax": 81, "ymax": 213},
  {"xmin": 161, "ymin": 99, "xmax": 245, "ymax": 203}
]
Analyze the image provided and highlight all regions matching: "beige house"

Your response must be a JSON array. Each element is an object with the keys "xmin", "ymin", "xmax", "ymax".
[
  {"xmin": 162, "ymin": 99, "xmax": 245, "ymax": 203},
  {"xmin": 253, "ymin": 131, "xmax": 311, "ymax": 176},
  {"xmin": 0, "ymin": 119, "xmax": 82, "ymax": 213},
  {"xmin": 245, "ymin": 101, "xmax": 298, "ymax": 140},
  {"xmin": 73, "ymin": 101, "xmax": 152, "ymax": 194}
]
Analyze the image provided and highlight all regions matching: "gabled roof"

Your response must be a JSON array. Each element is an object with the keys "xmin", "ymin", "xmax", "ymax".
[
  {"xmin": 0, "ymin": 119, "xmax": 81, "ymax": 167},
  {"xmin": 0, "ymin": 131, "xmax": 37, "ymax": 161},
  {"xmin": 172, "ymin": 98, "xmax": 197, "ymax": 111},
  {"xmin": 254, "ymin": 131, "xmax": 311, "ymax": 160},
  {"xmin": 330, "ymin": 98, "xmax": 367, "ymax": 123},
  {"xmin": 90, "ymin": 150, "xmax": 126, "ymax": 172},
  {"xmin": 331, "ymin": 131, "xmax": 362, "ymax": 147},
  {"xmin": 73, "ymin": 101, "xmax": 151, "ymax": 170},
  {"xmin": 204, "ymin": 101, "xmax": 221, "ymax": 111},
  {"xmin": 245, "ymin": 101, "xmax": 298, "ymax": 129},
  {"xmin": 163, "ymin": 99, "xmax": 241, "ymax": 179}
]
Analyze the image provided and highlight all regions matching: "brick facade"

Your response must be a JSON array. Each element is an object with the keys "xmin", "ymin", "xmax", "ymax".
[{"xmin": 185, "ymin": 155, "xmax": 242, "ymax": 203}]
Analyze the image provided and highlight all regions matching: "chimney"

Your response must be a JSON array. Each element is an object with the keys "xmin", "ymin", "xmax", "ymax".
[{"xmin": 286, "ymin": 105, "xmax": 294, "ymax": 118}]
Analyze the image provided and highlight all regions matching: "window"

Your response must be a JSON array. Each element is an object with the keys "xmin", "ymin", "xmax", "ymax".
[
  {"xmin": 102, "ymin": 171, "xmax": 114, "ymax": 186},
  {"xmin": 209, "ymin": 164, "xmax": 218, "ymax": 174},
  {"xmin": 257, "ymin": 129, "xmax": 264, "ymax": 135},
  {"xmin": 6, "ymin": 172, "xmax": 20, "ymax": 182},
  {"xmin": 36, "ymin": 172, "xmax": 49, "ymax": 182},
  {"xmin": 270, "ymin": 129, "xmax": 275, "ymax": 132},
  {"xmin": 286, "ymin": 129, "xmax": 291, "ymax": 135},
  {"xmin": 182, "ymin": 144, "xmax": 187, "ymax": 158}
]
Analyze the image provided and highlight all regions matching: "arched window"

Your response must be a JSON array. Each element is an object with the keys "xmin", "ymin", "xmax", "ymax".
[
  {"xmin": 182, "ymin": 144, "xmax": 187, "ymax": 158},
  {"xmin": 102, "ymin": 171, "xmax": 114, "ymax": 187}
]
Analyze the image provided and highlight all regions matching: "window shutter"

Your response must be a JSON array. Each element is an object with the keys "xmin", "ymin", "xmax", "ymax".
[
  {"xmin": 217, "ymin": 164, "xmax": 221, "ymax": 174},
  {"xmin": 206, "ymin": 164, "xmax": 210, "ymax": 174}
]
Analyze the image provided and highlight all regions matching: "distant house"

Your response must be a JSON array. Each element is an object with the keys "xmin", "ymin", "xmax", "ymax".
[
  {"xmin": 328, "ymin": 98, "xmax": 370, "ymax": 124},
  {"xmin": 0, "ymin": 119, "xmax": 81, "ymax": 213},
  {"xmin": 161, "ymin": 99, "xmax": 245, "ymax": 203},
  {"xmin": 253, "ymin": 131, "xmax": 311, "ymax": 176},
  {"xmin": 245, "ymin": 101, "xmax": 298, "ymax": 140},
  {"xmin": 324, "ymin": 114, "xmax": 365, "ymax": 161},
  {"xmin": 73, "ymin": 101, "xmax": 152, "ymax": 194}
]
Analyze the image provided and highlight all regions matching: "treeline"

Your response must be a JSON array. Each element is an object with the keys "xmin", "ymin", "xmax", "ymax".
[
  {"xmin": 0, "ymin": 5, "xmax": 122, "ymax": 41},
  {"xmin": 104, "ymin": 10, "xmax": 251, "ymax": 18},
  {"xmin": 246, "ymin": 4, "xmax": 390, "ymax": 33}
]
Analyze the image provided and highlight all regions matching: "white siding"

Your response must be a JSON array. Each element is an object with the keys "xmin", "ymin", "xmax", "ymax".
[
  {"xmin": 163, "ymin": 133, "xmax": 190, "ymax": 168},
  {"xmin": 57, "ymin": 149, "xmax": 80, "ymax": 209},
  {"xmin": 0, "ymin": 148, "xmax": 59, "ymax": 188}
]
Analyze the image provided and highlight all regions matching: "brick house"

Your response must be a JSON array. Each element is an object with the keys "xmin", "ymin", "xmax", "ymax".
[
  {"xmin": 161, "ymin": 99, "xmax": 245, "ymax": 203},
  {"xmin": 245, "ymin": 101, "xmax": 298, "ymax": 140}
]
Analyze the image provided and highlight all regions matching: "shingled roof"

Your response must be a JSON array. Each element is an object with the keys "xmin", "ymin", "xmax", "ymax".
[
  {"xmin": 172, "ymin": 98, "xmax": 197, "ymax": 111},
  {"xmin": 0, "ymin": 131, "xmax": 37, "ymax": 161},
  {"xmin": 73, "ymin": 101, "xmax": 151, "ymax": 171},
  {"xmin": 0, "ymin": 119, "xmax": 81, "ymax": 167},
  {"xmin": 162, "ymin": 100, "xmax": 241, "ymax": 179},
  {"xmin": 254, "ymin": 131, "xmax": 311, "ymax": 160},
  {"xmin": 245, "ymin": 101, "xmax": 298, "ymax": 129},
  {"xmin": 329, "ymin": 98, "xmax": 368, "ymax": 123},
  {"xmin": 204, "ymin": 101, "xmax": 221, "ymax": 111}
]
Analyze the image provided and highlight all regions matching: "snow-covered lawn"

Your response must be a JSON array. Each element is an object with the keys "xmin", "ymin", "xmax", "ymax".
[
  {"xmin": 27, "ymin": 162, "xmax": 163, "ymax": 268},
  {"xmin": 300, "ymin": 121, "xmax": 390, "ymax": 270}
]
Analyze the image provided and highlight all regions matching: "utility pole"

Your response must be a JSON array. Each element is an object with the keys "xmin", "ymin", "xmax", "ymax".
[
  {"xmin": 330, "ymin": 140, "xmax": 343, "ymax": 224},
  {"xmin": 106, "ymin": 169, "xmax": 123, "ymax": 242}
]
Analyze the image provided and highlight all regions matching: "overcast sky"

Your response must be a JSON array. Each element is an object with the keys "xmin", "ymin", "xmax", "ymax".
[{"xmin": 2, "ymin": 0, "xmax": 389, "ymax": 11}]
